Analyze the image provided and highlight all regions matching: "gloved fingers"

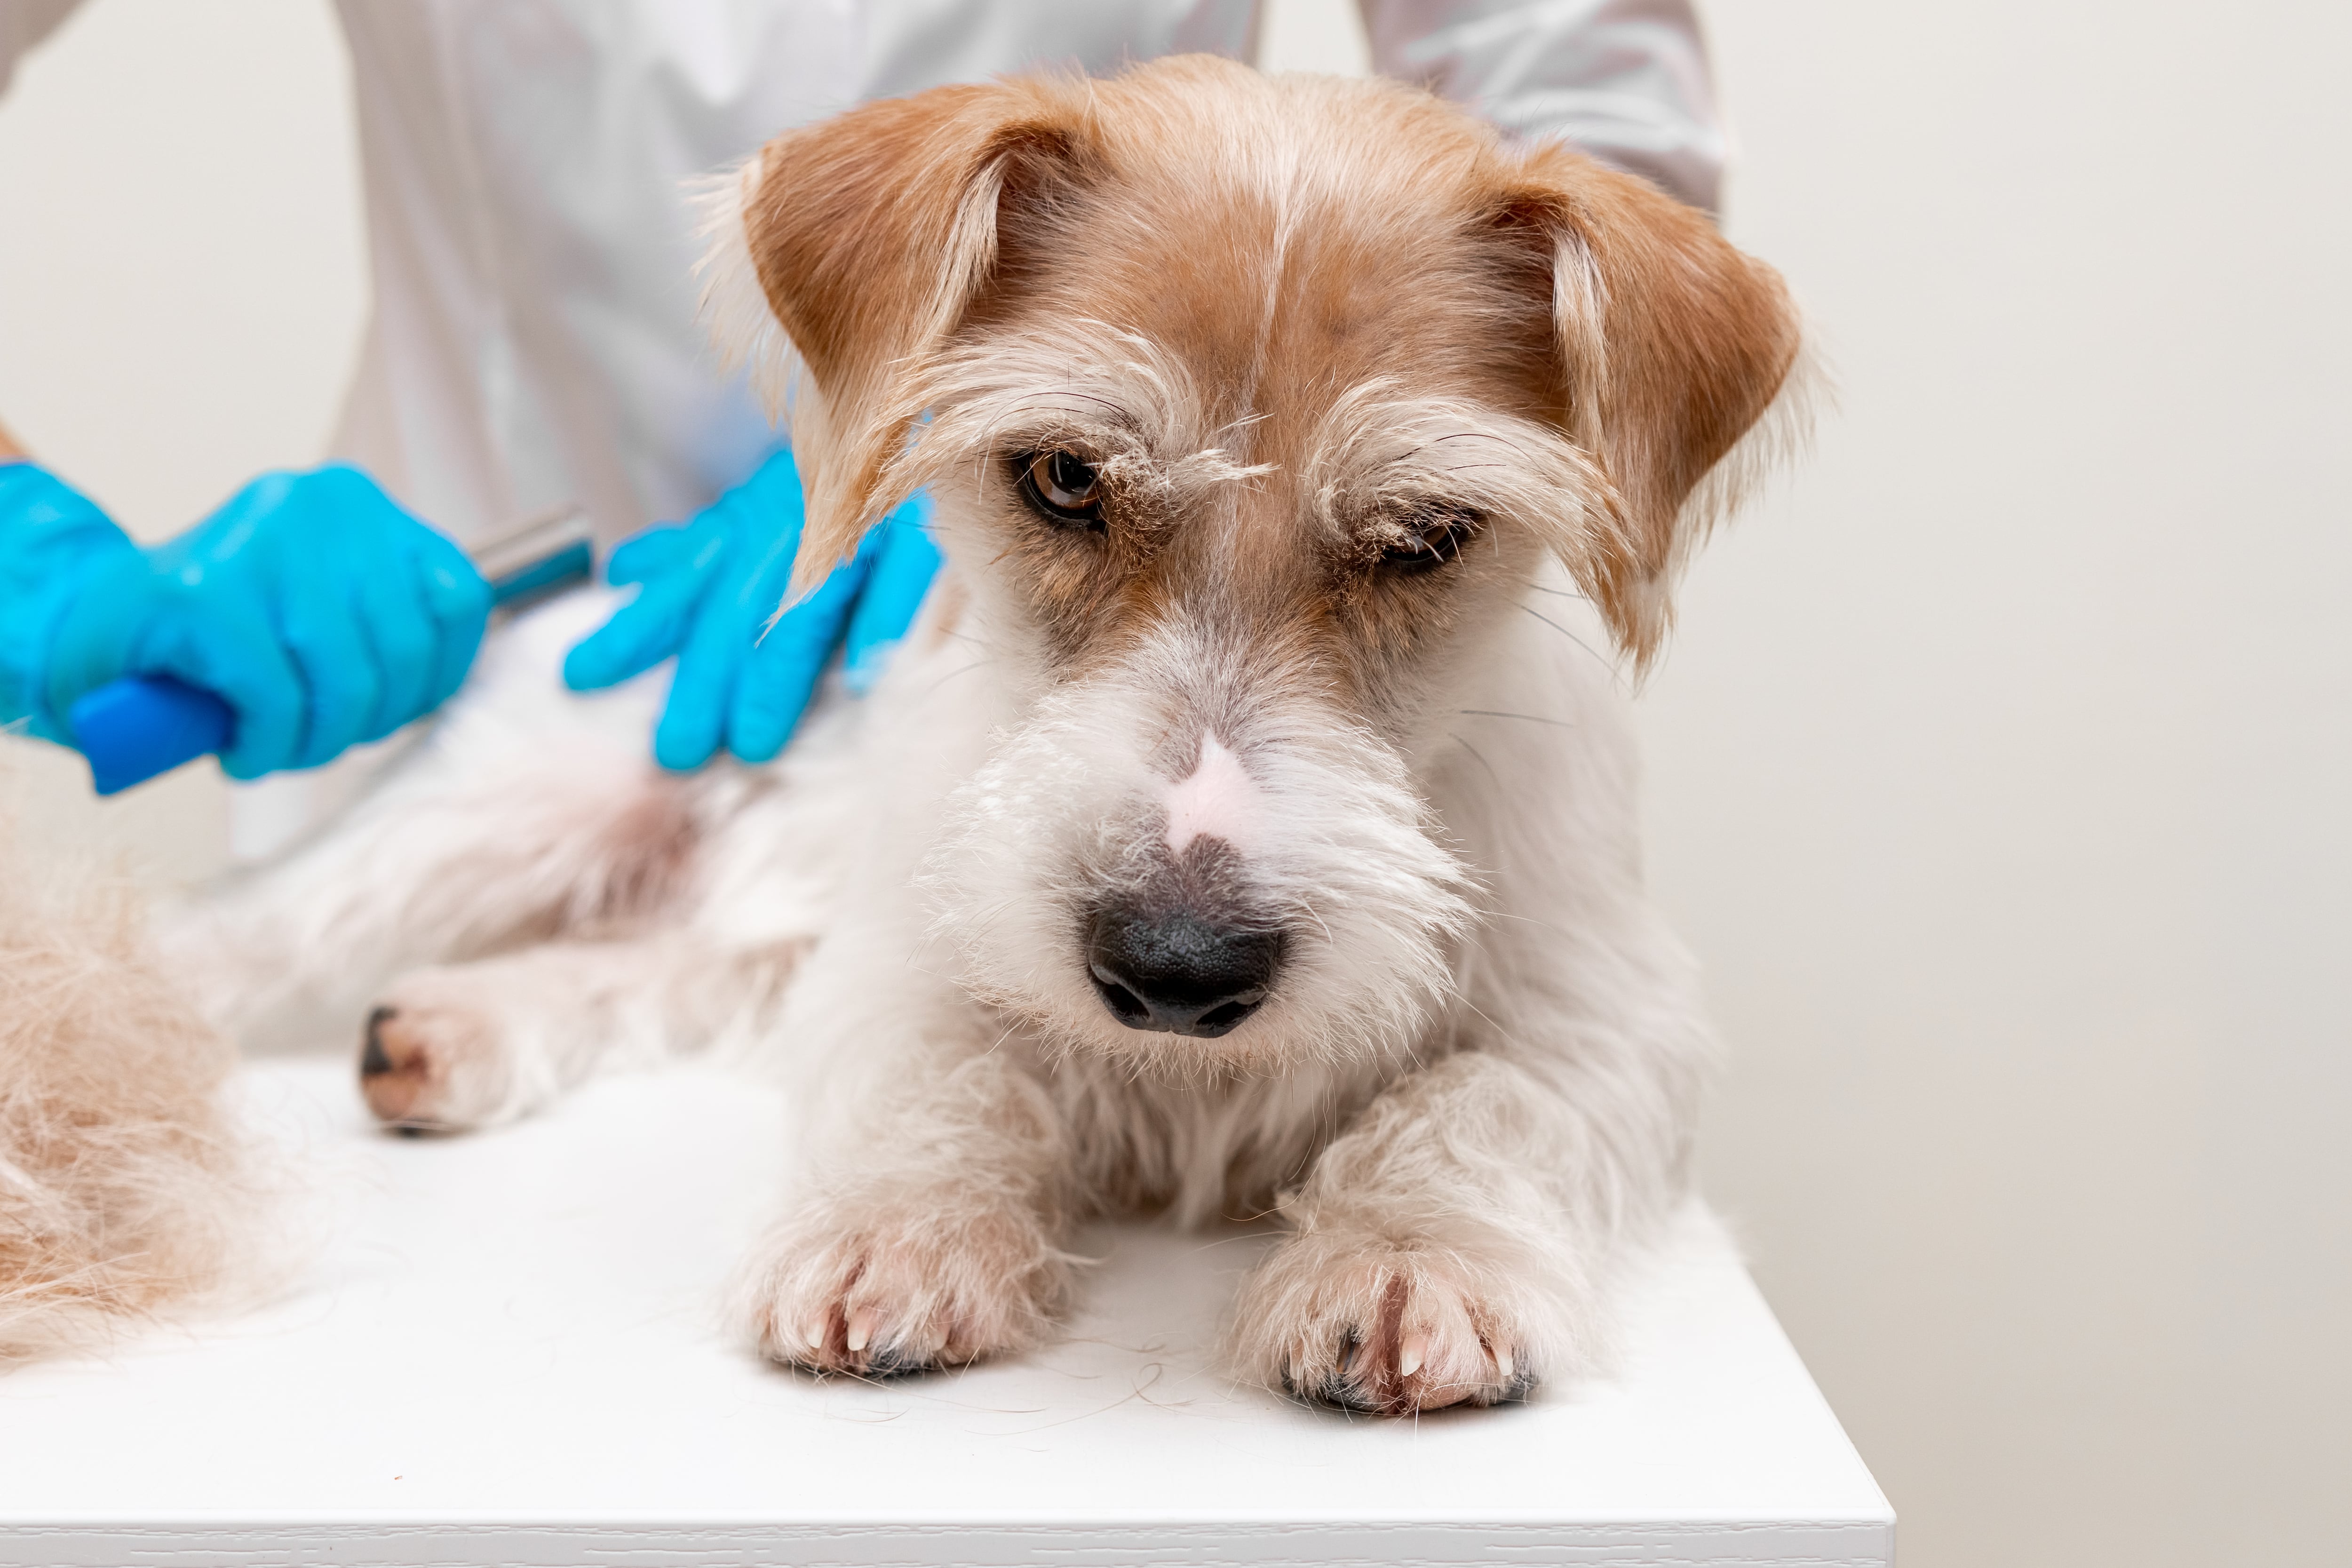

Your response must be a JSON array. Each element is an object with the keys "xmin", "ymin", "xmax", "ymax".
[
  {"xmin": 279, "ymin": 589, "xmax": 381, "ymax": 771},
  {"xmin": 350, "ymin": 565, "xmax": 439, "ymax": 744},
  {"xmin": 143, "ymin": 594, "xmax": 309, "ymax": 780},
  {"xmin": 842, "ymin": 501, "xmax": 943, "ymax": 694},
  {"xmin": 727, "ymin": 557, "xmax": 869, "ymax": 764},
  {"xmin": 651, "ymin": 600, "xmax": 753, "ymax": 772},
  {"xmin": 412, "ymin": 531, "xmax": 492, "ymax": 714},
  {"xmin": 727, "ymin": 647, "xmax": 827, "ymax": 765},
  {"xmin": 562, "ymin": 570, "xmax": 708, "ymax": 692},
  {"xmin": 729, "ymin": 447, "xmax": 811, "ymax": 528},
  {"xmin": 605, "ymin": 525, "xmax": 696, "ymax": 587},
  {"xmin": 0, "ymin": 466, "xmax": 135, "ymax": 740},
  {"xmin": 626, "ymin": 448, "xmax": 812, "ymax": 770},
  {"xmin": 31, "ymin": 550, "xmax": 145, "ymax": 741}
]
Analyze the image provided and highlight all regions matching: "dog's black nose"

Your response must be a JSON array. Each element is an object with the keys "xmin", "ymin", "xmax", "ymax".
[{"xmin": 1086, "ymin": 904, "xmax": 1281, "ymax": 1037}]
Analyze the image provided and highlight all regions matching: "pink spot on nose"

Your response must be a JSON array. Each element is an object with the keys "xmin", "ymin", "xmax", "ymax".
[{"xmin": 1166, "ymin": 734, "xmax": 1255, "ymax": 855}]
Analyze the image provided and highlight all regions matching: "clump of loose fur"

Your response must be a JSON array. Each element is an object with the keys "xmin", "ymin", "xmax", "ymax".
[{"xmin": 0, "ymin": 851, "xmax": 263, "ymax": 1363}]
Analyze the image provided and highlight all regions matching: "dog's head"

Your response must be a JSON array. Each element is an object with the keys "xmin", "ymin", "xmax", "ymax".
[{"xmin": 713, "ymin": 56, "xmax": 1798, "ymax": 1076}]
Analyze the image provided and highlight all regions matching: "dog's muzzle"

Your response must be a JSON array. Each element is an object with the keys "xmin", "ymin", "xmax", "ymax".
[{"xmin": 1085, "ymin": 902, "xmax": 1284, "ymax": 1038}]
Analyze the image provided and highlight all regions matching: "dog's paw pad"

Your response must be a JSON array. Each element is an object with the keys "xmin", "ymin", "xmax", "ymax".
[
  {"xmin": 742, "ymin": 1202, "xmax": 1066, "ymax": 1379},
  {"xmin": 1249, "ymin": 1248, "xmax": 1534, "ymax": 1416},
  {"xmin": 356, "ymin": 991, "xmax": 502, "ymax": 1130}
]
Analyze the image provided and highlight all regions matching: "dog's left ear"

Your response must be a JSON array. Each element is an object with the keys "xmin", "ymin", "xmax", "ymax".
[
  {"xmin": 1492, "ymin": 150, "xmax": 1803, "ymax": 666},
  {"xmin": 711, "ymin": 80, "xmax": 1097, "ymax": 590}
]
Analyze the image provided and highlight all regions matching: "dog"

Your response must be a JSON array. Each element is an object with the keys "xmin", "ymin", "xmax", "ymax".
[{"xmin": 177, "ymin": 55, "xmax": 1802, "ymax": 1416}]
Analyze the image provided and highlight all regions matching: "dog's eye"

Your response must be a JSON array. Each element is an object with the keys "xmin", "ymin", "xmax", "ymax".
[
  {"xmin": 1015, "ymin": 449, "xmax": 1105, "ymax": 530},
  {"xmin": 1379, "ymin": 510, "xmax": 1476, "ymax": 574}
]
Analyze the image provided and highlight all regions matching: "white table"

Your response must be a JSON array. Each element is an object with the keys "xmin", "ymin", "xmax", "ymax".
[{"xmin": 0, "ymin": 1059, "xmax": 1891, "ymax": 1566}]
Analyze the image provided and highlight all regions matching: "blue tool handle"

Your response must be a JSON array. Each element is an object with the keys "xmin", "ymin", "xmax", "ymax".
[{"xmin": 70, "ymin": 674, "xmax": 234, "ymax": 797}]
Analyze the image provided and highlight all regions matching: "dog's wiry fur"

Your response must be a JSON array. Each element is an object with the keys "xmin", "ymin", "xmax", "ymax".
[
  {"xmin": 177, "ymin": 58, "xmax": 1801, "ymax": 1414},
  {"xmin": 0, "ymin": 828, "xmax": 265, "ymax": 1362}
]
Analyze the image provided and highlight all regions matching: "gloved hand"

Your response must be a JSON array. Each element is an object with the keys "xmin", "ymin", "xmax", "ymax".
[
  {"xmin": 561, "ymin": 447, "xmax": 942, "ymax": 771},
  {"xmin": 1, "ymin": 462, "xmax": 490, "ymax": 779},
  {"xmin": 0, "ymin": 461, "xmax": 135, "ymax": 745}
]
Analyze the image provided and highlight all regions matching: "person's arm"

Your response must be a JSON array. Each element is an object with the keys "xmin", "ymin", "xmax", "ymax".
[
  {"xmin": 2, "ymin": 20, "xmax": 495, "ymax": 780},
  {"xmin": 0, "ymin": 0, "xmax": 81, "ymax": 97},
  {"xmin": 1357, "ymin": 0, "xmax": 1725, "ymax": 214}
]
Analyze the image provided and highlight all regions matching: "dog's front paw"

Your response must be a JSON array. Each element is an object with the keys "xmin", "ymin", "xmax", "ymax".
[
  {"xmin": 740, "ymin": 1195, "xmax": 1070, "ymax": 1378},
  {"xmin": 1232, "ymin": 1232, "xmax": 1538, "ymax": 1415},
  {"xmin": 357, "ymin": 971, "xmax": 519, "ymax": 1131}
]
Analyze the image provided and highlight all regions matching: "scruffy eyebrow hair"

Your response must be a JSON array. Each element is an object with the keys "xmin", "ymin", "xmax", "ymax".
[
  {"xmin": 882, "ymin": 321, "xmax": 1273, "ymax": 512},
  {"xmin": 888, "ymin": 328, "xmax": 1616, "ymax": 566},
  {"xmin": 1301, "ymin": 381, "xmax": 1616, "ymax": 559}
]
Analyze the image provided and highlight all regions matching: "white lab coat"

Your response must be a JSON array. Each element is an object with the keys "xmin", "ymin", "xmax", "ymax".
[{"xmin": 3, "ymin": 0, "xmax": 1723, "ymax": 551}]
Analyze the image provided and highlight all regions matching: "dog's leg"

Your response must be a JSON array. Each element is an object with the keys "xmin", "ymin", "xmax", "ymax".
[
  {"xmin": 169, "ymin": 744, "xmax": 695, "ymax": 1043},
  {"xmin": 167, "ymin": 590, "xmax": 693, "ymax": 1042},
  {"xmin": 734, "ymin": 980, "xmax": 1074, "ymax": 1377},
  {"xmin": 357, "ymin": 933, "xmax": 804, "ymax": 1130},
  {"xmin": 1229, "ymin": 1027, "xmax": 1696, "ymax": 1415}
]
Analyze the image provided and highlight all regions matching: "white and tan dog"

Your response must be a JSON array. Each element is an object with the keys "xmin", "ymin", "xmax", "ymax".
[{"xmin": 183, "ymin": 56, "xmax": 1801, "ymax": 1416}]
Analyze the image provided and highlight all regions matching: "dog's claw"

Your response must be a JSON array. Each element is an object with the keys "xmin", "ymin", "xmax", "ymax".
[
  {"xmin": 1245, "ymin": 1246, "xmax": 1537, "ymax": 1415},
  {"xmin": 748, "ymin": 1202, "xmax": 1063, "ymax": 1382}
]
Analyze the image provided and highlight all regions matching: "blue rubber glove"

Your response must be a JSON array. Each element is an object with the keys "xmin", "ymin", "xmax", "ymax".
[
  {"xmin": 561, "ymin": 448, "xmax": 942, "ymax": 772},
  {"xmin": 4, "ymin": 462, "xmax": 490, "ymax": 780},
  {"xmin": 0, "ymin": 462, "xmax": 137, "ymax": 745}
]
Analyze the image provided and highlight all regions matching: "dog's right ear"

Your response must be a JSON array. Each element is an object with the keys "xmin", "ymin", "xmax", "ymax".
[{"xmin": 710, "ymin": 81, "xmax": 1097, "ymax": 590}]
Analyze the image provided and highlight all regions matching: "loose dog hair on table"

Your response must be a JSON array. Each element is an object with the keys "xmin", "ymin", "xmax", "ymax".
[
  {"xmin": 0, "ymin": 828, "xmax": 266, "ymax": 1363},
  {"xmin": 176, "ymin": 56, "xmax": 1803, "ymax": 1415}
]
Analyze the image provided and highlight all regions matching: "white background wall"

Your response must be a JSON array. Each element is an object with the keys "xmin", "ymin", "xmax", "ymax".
[{"xmin": 4, "ymin": 4, "xmax": 2346, "ymax": 1564}]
